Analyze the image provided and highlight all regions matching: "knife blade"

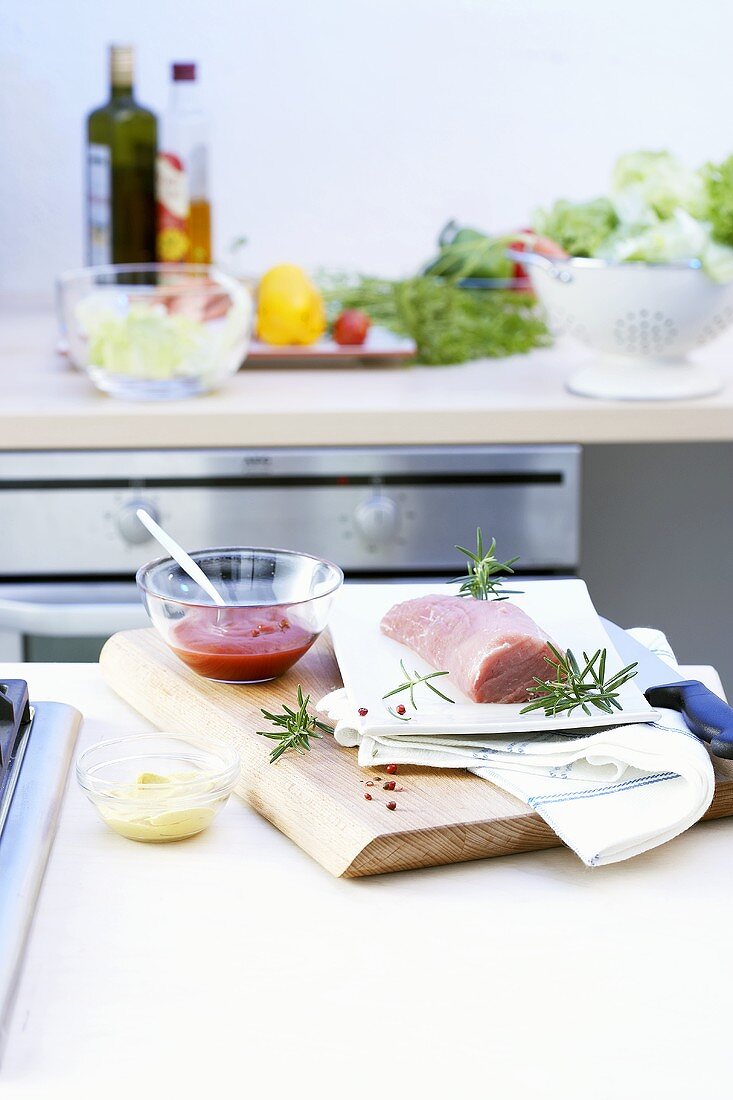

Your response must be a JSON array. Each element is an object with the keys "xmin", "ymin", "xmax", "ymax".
[{"xmin": 601, "ymin": 617, "xmax": 733, "ymax": 759}]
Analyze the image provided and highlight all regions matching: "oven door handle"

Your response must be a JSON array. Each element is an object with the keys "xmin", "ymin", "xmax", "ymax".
[{"xmin": 0, "ymin": 584, "xmax": 148, "ymax": 637}]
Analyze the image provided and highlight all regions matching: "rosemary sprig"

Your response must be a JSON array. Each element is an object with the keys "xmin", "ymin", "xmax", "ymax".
[
  {"xmin": 256, "ymin": 685, "xmax": 334, "ymax": 763},
  {"xmin": 520, "ymin": 644, "xmax": 638, "ymax": 718},
  {"xmin": 383, "ymin": 658, "xmax": 455, "ymax": 709},
  {"xmin": 452, "ymin": 528, "xmax": 521, "ymax": 601}
]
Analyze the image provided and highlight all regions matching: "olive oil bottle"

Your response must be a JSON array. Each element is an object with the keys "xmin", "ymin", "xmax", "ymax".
[{"xmin": 86, "ymin": 45, "xmax": 157, "ymax": 265}]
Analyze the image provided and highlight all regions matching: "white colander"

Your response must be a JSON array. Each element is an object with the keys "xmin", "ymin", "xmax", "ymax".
[{"xmin": 510, "ymin": 251, "xmax": 733, "ymax": 399}]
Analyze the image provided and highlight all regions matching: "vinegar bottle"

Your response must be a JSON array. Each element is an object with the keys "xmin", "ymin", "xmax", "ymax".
[
  {"xmin": 156, "ymin": 62, "xmax": 212, "ymax": 264},
  {"xmin": 86, "ymin": 44, "xmax": 158, "ymax": 264}
]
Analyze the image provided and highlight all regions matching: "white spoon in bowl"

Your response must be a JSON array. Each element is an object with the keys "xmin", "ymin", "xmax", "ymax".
[{"xmin": 136, "ymin": 509, "xmax": 227, "ymax": 608}]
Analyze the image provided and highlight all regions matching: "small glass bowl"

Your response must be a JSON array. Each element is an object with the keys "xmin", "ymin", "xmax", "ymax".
[
  {"xmin": 76, "ymin": 733, "xmax": 240, "ymax": 843},
  {"xmin": 137, "ymin": 546, "xmax": 343, "ymax": 684},
  {"xmin": 57, "ymin": 263, "xmax": 253, "ymax": 400}
]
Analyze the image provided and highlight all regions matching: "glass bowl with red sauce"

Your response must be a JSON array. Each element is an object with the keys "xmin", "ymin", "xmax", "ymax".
[{"xmin": 137, "ymin": 547, "xmax": 343, "ymax": 684}]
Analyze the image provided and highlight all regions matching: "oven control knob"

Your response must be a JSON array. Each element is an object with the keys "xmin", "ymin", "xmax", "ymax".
[
  {"xmin": 116, "ymin": 501, "xmax": 160, "ymax": 545},
  {"xmin": 353, "ymin": 496, "xmax": 399, "ymax": 545}
]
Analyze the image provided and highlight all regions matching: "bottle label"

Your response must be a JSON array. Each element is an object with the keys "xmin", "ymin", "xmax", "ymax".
[
  {"xmin": 156, "ymin": 153, "xmax": 191, "ymax": 261},
  {"xmin": 88, "ymin": 144, "xmax": 112, "ymax": 265}
]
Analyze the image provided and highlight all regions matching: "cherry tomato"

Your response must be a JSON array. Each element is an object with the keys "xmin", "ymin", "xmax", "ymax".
[{"xmin": 333, "ymin": 309, "xmax": 370, "ymax": 346}]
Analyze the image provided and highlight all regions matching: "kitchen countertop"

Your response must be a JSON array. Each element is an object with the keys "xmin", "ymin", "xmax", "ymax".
[
  {"xmin": 4, "ymin": 661, "xmax": 733, "ymax": 1098},
  {"xmin": 1, "ymin": 299, "xmax": 733, "ymax": 450}
]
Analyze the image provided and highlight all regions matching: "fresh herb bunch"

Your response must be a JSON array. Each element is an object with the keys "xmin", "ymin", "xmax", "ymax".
[
  {"xmin": 256, "ymin": 686, "xmax": 334, "ymax": 763},
  {"xmin": 320, "ymin": 273, "xmax": 549, "ymax": 365},
  {"xmin": 452, "ymin": 528, "xmax": 521, "ymax": 601},
  {"xmin": 383, "ymin": 659, "xmax": 455, "ymax": 710},
  {"xmin": 520, "ymin": 645, "xmax": 638, "ymax": 718}
]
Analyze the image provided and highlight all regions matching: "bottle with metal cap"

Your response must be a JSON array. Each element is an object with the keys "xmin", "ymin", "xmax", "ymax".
[{"xmin": 86, "ymin": 44, "xmax": 158, "ymax": 265}]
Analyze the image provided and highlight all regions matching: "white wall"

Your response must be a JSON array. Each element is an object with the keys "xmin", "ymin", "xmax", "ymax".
[{"xmin": 2, "ymin": 0, "xmax": 732, "ymax": 294}]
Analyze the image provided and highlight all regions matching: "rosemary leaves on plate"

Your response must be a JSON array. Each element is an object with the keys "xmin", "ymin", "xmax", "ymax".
[{"xmin": 520, "ymin": 645, "xmax": 638, "ymax": 718}]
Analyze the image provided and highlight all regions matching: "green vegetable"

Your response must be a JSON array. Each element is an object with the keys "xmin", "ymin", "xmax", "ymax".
[
  {"xmin": 596, "ymin": 209, "xmax": 708, "ymax": 265},
  {"xmin": 532, "ymin": 149, "xmax": 733, "ymax": 283},
  {"xmin": 76, "ymin": 292, "xmax": 249, "ymax": 380},
  {"xmin": 81, "ymin": 302, "xmax": 206, "ymax": 379},
  {"xmin": 611, "ymin": 150, "xmax": 706, "ymax": 220},
  {"xmin": 701, "ymin": 240, "xmax": 733, "ymax": 283},
  {"xmin": 533, "ymin": 197, "xmax": 618, "ymax": 257},
  {"xmin": 321, "ymin": 274, "xmax": 550, "ymax": 365},
  {"xmin": 423, "ymin": 222, "xmax": 513, "ymax": 280},
  {"xmin": 703, "ymin": 155, "xmax": 733, "ymax": 246}
]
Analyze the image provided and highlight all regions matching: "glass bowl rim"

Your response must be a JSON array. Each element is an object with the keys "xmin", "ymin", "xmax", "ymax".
[
  {"xmin": 76, "ymin": 732, "xmax": 240, "ymax": 794},
  {"xmin": 57, "ymin": 262, "xmax": 244, "ymax": 297},
  {"xmin": 136, "ymin": 545, "xmax": 345, "ymax": 609}
]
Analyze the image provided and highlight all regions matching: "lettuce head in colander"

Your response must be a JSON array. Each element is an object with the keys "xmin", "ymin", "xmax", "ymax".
[
  {"xmin": 611, "ymin": 150, "xmax": 707, "ymax": 222},
  {"xmin": 532, "ymin": 149, "xmax": 733, "ymax": 283},
  {"xmin": 533, "ymin": 197, "xmax": 618, "ymax": 258}
]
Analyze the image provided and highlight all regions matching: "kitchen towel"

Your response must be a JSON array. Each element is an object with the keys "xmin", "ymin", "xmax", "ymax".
[{"xmin": 317, "ymin": 629, "xmax": 715, "ymax": 867}]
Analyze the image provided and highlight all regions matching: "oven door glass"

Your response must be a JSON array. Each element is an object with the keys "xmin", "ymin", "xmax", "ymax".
[
  {"xmin": 23, "ymin": 635, "xmax": 111, "ymax": 663},
  {"xmin": 0, "ymin": 583, "xmax": 148, "ymax": 663}
]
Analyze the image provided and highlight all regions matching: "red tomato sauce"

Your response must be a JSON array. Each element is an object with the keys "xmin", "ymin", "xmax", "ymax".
[{"xmin": 169, "ymin": 605, "xmax": 317, "ymax": 682}]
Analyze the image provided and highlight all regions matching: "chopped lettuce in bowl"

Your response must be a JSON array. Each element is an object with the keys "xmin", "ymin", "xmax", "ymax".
[
  {"xmin": 60, "ymin": 265, "xmax": 253, "ymax": 399},
  {"xmin": 78, "ymin": 297, "xmax": 209, "ymax": 380},
  {"xmin": 532, "ymin": 150, "xmax": 733, "ymax": 283}
]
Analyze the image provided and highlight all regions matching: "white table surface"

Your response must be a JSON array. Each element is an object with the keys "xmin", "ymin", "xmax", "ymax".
[{"xmin": 4, "ymin": 661, "xmax": 733, "ymax": 1098}]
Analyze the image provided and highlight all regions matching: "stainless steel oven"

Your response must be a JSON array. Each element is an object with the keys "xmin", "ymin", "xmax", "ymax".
[{"xmin": 0, "ymin": 445, "xmax": 580, "ymax": 661}]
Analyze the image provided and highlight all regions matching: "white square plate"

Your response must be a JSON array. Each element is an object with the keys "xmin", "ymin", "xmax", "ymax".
[{"xmin": 328, "ymin": 580, "xmax": 657, "ymax": 737}]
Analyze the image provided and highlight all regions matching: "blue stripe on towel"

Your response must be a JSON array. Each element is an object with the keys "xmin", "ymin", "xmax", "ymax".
[
  {"xmin": 651, "ymin": 720, "xmax": 699, "ymax": 742},
  {"xmin": 528, "ymin": 770, "xmax": 679, "ymax": 809}
]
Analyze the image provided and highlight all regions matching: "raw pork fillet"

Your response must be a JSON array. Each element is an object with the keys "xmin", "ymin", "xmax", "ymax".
[{"xmin": 380, "ymin": 595, "xmax": 554, "ymax": 704}]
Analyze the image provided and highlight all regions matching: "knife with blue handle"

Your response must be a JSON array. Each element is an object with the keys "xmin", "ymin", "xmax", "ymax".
[{"xmin": 601, "ymin": 618, "xmax": 733, "ymax": 759}]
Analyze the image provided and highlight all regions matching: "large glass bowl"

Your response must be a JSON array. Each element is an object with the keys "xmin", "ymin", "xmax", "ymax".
[
  {"xmin": 57, "ymin": 263, "xmax": 253, "ymax": 400},
  {"xmin": 137, "ymin": 547, "xmax": 344, "ymax": 683}
]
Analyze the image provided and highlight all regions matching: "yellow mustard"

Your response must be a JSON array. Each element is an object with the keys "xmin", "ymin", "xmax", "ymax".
[{"xmin": 99, "ymin": 771, "xmax": 218, "ymax": 843}]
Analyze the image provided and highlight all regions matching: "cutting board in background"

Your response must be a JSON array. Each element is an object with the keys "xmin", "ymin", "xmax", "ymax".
[
  {"xmin": 246, "ymin": 327, "xmax": 416, "ymax": 366},
  {"xmin": 99, "ymin": 629, "xmax": 733, "ymax": 878}
]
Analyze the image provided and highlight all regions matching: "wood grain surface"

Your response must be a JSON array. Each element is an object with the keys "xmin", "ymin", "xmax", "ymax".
[{"xmin": 99, "ymin": 628, "xmax": 733, "ymax": 877}]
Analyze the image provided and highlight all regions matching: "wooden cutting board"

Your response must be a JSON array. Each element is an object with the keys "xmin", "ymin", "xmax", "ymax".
[{"xmin": 99, "ymin": 629, "xmax": 733, "ymax": 877}]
